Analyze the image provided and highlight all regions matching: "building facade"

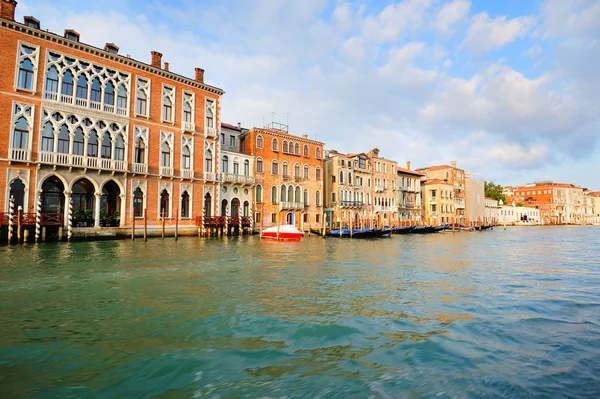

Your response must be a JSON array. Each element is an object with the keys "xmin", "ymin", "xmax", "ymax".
[
  {"xmin": 240, "ymin": 125, "xmax": 324, "ymax": 231},
  {"xmin": 499, "ymin": 205, "xmax": 541, "ymax": 225},
  {"xmin": 421, "ymin": 179, "xmax": 454, "ymax": 224},
  {"xmin": 465, "ymin": 174, "xmax": 485, "ymax": 224},
  {"xmin": 509, "ymin": 182, "xmax": 586, "ymax": 224},
  {"xmin": 484, "ymin": 197, "xmax": 499, "ymax": 225},
  {"xmin": 416, "ymin": 161, "xmax": 466, "ymax": 224},
  {"xmin": 368, "ymin": 148, "xmax": 398, "ymax": 227},
  {"xmin": 1, "ymin": 3, "xmax": 224, "ymax": 237},
  {"xmin": 396, "ymin": 161, "xmax": 423, "ymax": 223}
]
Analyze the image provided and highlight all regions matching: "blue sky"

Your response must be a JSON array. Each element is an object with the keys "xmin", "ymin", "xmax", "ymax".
[{"xmin": 15, "ymin": 0, "xmax": 600, "ymax": 189}]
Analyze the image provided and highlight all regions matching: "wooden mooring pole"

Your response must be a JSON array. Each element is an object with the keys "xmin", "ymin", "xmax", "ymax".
[
  {"xmin": 175, "ymin": 209, "xmax": 179, "ymax": 240},
  {"xmin": 132, "ymin": 211, "xmax": 136, "ymax": 241},
  {"xmin": 144, "ymin": 208, "xmax": 147, "ymax": 242}
]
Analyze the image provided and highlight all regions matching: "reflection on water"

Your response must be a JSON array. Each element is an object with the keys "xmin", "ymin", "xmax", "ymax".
[{"xmin": 1, "ymin": 227, "xmax": 600, "ymax": 398}]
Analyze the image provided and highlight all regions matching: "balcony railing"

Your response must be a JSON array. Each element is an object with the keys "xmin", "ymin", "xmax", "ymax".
[
  {"xmin": 374, "ymin": 186, "xmax": 385, "ymax": 192},
  {"xmin": 181, "ymin": 169, "xmax": 194, "ymax": 179},
  {"xmin": 221, "ymin": 173, "xmax": 255, "ymax": 185},
  {"xmin": 282, "ymin": 174, "xmax": 292, "ymax": 181},
  {"xmin": 60, "ymin": 94, "xmax": 73, "ymax": 104},
  {"xmin": 340, "ymin": 201, "xmax": 364, "ymax": 208},
  {"xmin": 90, "ymin": 101, "xmax": 102, "ymax": 111},
  {"xmin": 183, "ymin": 121, "xmax": 195, "ymax": 132},
  {"xmin": 132, "ymin": 163, "xmax": 148, "ymax": 174},
  {"xmin": 280, "ymin": 202, "xmax": 304, "ymax": 211},
  {"xmin": 9, "ymin": 148, "xmax": 31, "ymax": 162},
  {"xmin": 205, "ymin": 126, "xmax": 217, "ymax": 137},
  {"xmin": 38, "ymin": 151, "xmax": 127, "ymax": 172},
  {"xmin": 160, "ymin": 166, "xmax": 174, "ymax": 177},
  {"xmin": 43, "ymin": 91, "xmax": 129, "ymax": 117},
  {"xmin": 430, "ymin": 196, "xmax": 438, "ymax": 201},
  {"xmin": 374, "ymin": 205, "xmax": 395, "ymax": 212},
  {"xmin": 204, "ymin": 172, "xmax": 218, "ymax": 182},
  {"xmin": 431, "ymin": 211, "xmax": 438, "ymax": 216}
]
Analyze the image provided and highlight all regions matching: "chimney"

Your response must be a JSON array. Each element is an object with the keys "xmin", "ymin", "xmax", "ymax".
[
  {"xmin": 451, "ymin": 160, "xmax": 457, "ymax": 168},
  {"xmin": 302, "ymin": 134, "xmax": 308, "ymax": 139},
  {"xmin": 237, "ymin": 122, "xmax": 241, "ymax": 129},
  {"xmin": 1, "ymin": 0, "xmax": 17, "ymax": 21},
  {"xmin": 406, "ymin": 161, "xmax": 411, "ymax": 170},
  {"xmin": 163, "ymin": 62, "xmax": 169, "ymax": 71},
  {"xmin": 151, "ymin": 51, "xmax": 162, "ymax": 68},
  {"xmin": 195, "ymin": 67, "xmax": 204, "ymax": 83}
]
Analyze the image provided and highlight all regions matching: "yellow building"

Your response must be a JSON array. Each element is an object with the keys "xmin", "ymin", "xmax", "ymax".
[{"xmin": 421, "ymin": 179, "xmax": 454, "ymax": 224}]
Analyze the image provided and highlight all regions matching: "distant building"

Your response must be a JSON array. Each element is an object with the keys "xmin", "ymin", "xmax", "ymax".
[
  {"xmin": 421, "ymin": 179, "xmax": 454, "ymax": 224},
  {"xmin": 499, "ymin": 205, "xmax": 541, "ymax": 225},
  {"xmin": 465, "ymin": 173, "xmax": 485, "ymax": 224},
  {"xmin": 416, "ymin": 161, "xmax": 466, "ymax": 224},
  {"xmin": 368, "ymin": 148, "xmax": 398, "ymax": 227},
  {"xmin": 484, "ymin": 197, "xmax": 499, "ymax": 225},
  {"xmin": 396, "ymin": 161, "xmax": 423, "ymax": 223},
  {"xmin": 510, "ymin": 182, "xmax": 586, "ymax": 224}
]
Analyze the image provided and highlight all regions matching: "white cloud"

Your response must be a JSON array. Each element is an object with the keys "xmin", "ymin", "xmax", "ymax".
[
  {"xmin": 526, "ymin": 44, "xmax": 542, "ymax": 58},
  {"xmin": 433, "ymin": 0, "xmax": 471, "ymax": 36},
  {"xmin": 486, "ymin": 143, "xmax": 550, "ymax": 169},
  {"xmin": 462, "ymin": 12, "xmax": 535, "ymax": 52},
  {"xmin": 361, "ymin": 0, "xmax": 432, "ymax": 43}
]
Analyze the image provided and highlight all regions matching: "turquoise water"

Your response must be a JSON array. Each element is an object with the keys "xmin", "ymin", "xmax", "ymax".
[{"xmin": 1, "ymin": 227, "xmax": 600, "ymax": 398}]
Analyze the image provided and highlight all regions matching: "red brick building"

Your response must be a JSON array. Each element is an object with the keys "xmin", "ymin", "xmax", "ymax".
[{"xmin": 1, "ymin": 1, "xmax": 224, "ymax": 237}]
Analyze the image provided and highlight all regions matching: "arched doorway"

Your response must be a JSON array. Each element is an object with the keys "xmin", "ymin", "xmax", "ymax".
[
  {"xmin": 72, "ymin": 178, "xmax": 95, "ymax": 227},
  {"xmin": 41, "ymin": 176, "xmax": 65, "ymax": 214},
  {"xmin": 101, "ymin": 180, "xmax": 121, "ymax": 227},
  {"xmin": 204, "ymin": 193, "xmax": 212, "ymax": 217},
  {"xmin": 286, "ymin": 212, "xmax": 293, "ymax": 225},
  {"xmin": 133, "ymin": 187, "xmax": 144, "ymax": 218},
  {"xmin": 181, "ymin": 191, "xmax": 190, "ymax": 219},
  {"xmin": 9, "ymin": 178, "xmax": 26, "ymax": 210},
  {"xmin": 221, "ymin": 199, "xmax": 228, "ymax": 216},
  {"xmin": 231, "ymin": 198, "xmax": 240, "ymax": 216},
  {"xmin": 160, "ymin": 189, "xmax": 169, "ymax": 218}
]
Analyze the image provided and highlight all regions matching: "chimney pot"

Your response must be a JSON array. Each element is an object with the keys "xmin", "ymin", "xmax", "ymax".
[
  {"xmin": 237, "ymin": 122, "xmax": 241, "ymax": 129},
  {"xmin": 164, "ymin": 62, "xmax": 169, "ymax": 71},
  {"xmin": 151, "ymin": 51, "xmax": 162, "ymax": 68},
  {"xmin": 1, "ymin": 0, "xmax": 17, "ymax": 21},
  {"xmin": 302, "ymin": 134, "xmax": 308, "ymax": 138},
  {"xmin": 195, "ymin": 67, "xmax": 204, "ymax": 83},
  {"xmin": 406, "ymin": 161, "xmax": 411, "ymax": 170}
]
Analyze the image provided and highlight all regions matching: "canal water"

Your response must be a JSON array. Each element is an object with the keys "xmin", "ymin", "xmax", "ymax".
[{"xmin": 1, "ymin": 227, "xmax": 600, "ymax": 398}]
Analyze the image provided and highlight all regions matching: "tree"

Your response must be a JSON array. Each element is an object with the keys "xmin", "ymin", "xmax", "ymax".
[{"xmin": 485, "ymin": 181, "xmax": 505, "ymax": 202}]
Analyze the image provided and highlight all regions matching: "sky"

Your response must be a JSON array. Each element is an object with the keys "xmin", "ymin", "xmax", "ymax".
[{"xmin": 15, "ymin": 0, "xmax": 600, "ymax": 189}]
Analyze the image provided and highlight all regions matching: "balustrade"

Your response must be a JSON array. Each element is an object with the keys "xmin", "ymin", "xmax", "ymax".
[
  {"xmin": 9, "ymin": 148, "xmax": 31, "ymax": 162},
  {"xmin": 181, "ymin": 169, "xmax": 194, "ymax": 179}
]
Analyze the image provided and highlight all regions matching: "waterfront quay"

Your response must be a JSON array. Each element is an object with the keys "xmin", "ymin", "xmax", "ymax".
[{"xmin": 1, "ymin": 226, "xmax": 600, "ymax": 397}]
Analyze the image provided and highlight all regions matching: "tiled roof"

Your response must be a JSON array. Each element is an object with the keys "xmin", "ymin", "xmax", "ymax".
[
  {"xmin": 396, "ymin": 166, "xmax": 425, "ymax": 176},
  {"xmin": 221, "ymin": 122, "xmax": 242, "ymax": 131}
]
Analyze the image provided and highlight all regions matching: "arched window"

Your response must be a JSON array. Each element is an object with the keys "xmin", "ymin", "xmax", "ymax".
[
  {"xmin": 294, "ymin": 143, "xmax": 299, "ymax": 154},
  {"xmin": 9, "ymin": 178, "xmax": 26, "ymax": 210},
  {"xmin": 244, "ymin": 160, "xmax": 250, "ymax": 176},
  {"xmin": 161, "ymin": 142, "xmax": 171, "ymax": 167},
  {"xmin": 104, "ymin": 82, "xmax": 115, "ymax": 106},
  {"xmin": 282, "ymin": 140, "xmax": 288, "ymax": 153},
  {"xmin": 303, "ymin": 144, "xmax": 309, "ymax": 157},
  {"xmin": 222, "ymin": 155, "xmax": 229, "ymax": 173},
  {"xmin": 101, "ymin": 132, "xmax": 112, "ymax": 158},
  {"xmin": 289, "ymin": 186, "xmax": 295, "ymax": 202},
  {"xmin": 316, "ymin": 167, "xmax": 321, "ymax": 180},
  {"xmin": 76, "ymin": 75, "xmax": 88, "ymax": 101},
  {"xmin": 271, "ymin": 186, "xmax": 277, "ymax": 204},
  {"xmin": 294, "ymin": 163, "xmax": 300, "ymax": 178},
  {"xmin": 41, "ymin": 122, "xmax": 54, "ymax": 152},
  {"xmin": 256, "ymin": 157, "xmax": 263, "ymax": 173},
  {"xmin": 282, "ymin": 162, "xmax": 289, "ymax": 177},
  {"xmin": 91, "ymin": 78, "xmax": 102, "ymax": 103},
  {"xmin": 135, "ymin": 85, "xmax": 147, "ymax": 115},
  {"xmin": 134, "ymin": 138, "xmax": 145, "ymax": 164},
  {"xmin": 160, "ymin": 189, "xmax": 170, "ymax": 218},
  {"xmin": 114, "ymin": 134, "xmax": 125, "ymax": 161},
  {"xmin": 205, "ymin": 148, "xmax": 212, "ymax": 172},
  {"xmin": 280, "ymin": 185, "xmax": 287, "ymax": 202},
  {"xmin": 243, "ymin": 201, "xmax": 249, "ymax": 217},
  {"xmin": 233, "ymin": 159, "xmax": 240, "ymax": 174},
  {"xmin": 271, "ymin": 160, "xmax": 278, "ymax": 175},
  {"xmin": 303, "ymin": 189, "xmax": 308, "ymax": 206},
  {"xmin": 181, "ymin": 191, "xmax": 190, "ymax": 218},
  {"xmin": 45, "ymin": 66, "xmax": 59, "ymax": 94},
  {"xmin": 117, "ymin": 85, "xmax": 128, "ymax": 111},
  {"xmin": 18, "ymin": 59, "xmax": 34, "ymax": 90},
  {"xmin": 204, "ymin": 193, "xmax": 212, "ymax": 217},
  {"xmin": 316, "ymin": 147, "xmax": 321, "ymax": 159},
  {"xmin": 58, "ymin": 125, "xmax": 69, "ymax": 154},
  {"xmin": 73, "ymin": 127, "xmax": 84, "ymax": 155},
  {"xmin": 304, "ymin": 165, "xmax": 309, "ymax": 179},
  {"xmin": 133, "ymin": 188, "xmax": 144, "ymax": 217},
  {"xmin": 12, "ymin": 117, "xmax": 29, "ymax": 149},
  {"xmin": 182, "ymin": 145, "xmax": 191, "ymax": 169},
  {"xmin": 256, "ymin": 185, "xmax": 263, "ymax": 203},
  {"xmin": 316, "ymin": 190, "xmax": 321, "ymax": 207},
  {"xmin": 256, "ymin": 134, "xmax": 263, "ymax": 148},
  {"xmin": 272, "ymin": 138, "xmax": 278, "ymax": 151},
  {"xmin": 87, "ymin": 130, "xmax": 98, "ymax": 157},
  {"xmin": 61, "ymin": 70, "xmax": 74, "ymax": 97}
]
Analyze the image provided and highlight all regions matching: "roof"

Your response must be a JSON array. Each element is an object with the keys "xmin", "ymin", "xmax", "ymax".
[
  {"xmin": 396, "ymin": 166, "xmax": 425, "ymax": 176},
  {"xmin": 415, "ymin": 164, "xmax": 464, "ymax": 172},
  {"xmin": 221, "ymin": 122, "xmax": 242, "ymax": 131},
  {"xmin": 422, "ymin": 179, "xmax": 453, "ymax": 186},
  {"xmin": 249, "ymin": 127, "xmax": 324, "ymax": 145}
]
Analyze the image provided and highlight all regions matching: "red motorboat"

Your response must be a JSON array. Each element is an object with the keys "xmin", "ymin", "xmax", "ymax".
[{"xmin": 261, "ymin": 225, "xmax": 303, "ymax": 241}]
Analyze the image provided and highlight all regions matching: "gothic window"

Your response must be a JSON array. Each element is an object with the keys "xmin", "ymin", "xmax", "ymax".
[
  {"xmin": 304, "ymin": 165, "xmax": 309, "ymax": 179},
  {"xmin": 11, "ymin": 103, "xmax": 34, "ymax": 154},
  {"xmin": 9, "ymin": 179, "xmax": 26, "ymax": 211},
  {"xmin": 62, "ymin": 70, "xmax": 74, "ymax": 97},
  {"xmin": 16, "ymin": 43, "xmax": 39, "ymax": 91},
  {"xmin": 256, "ymin": 157, "xmax": 263, "ymax": 173},
  {"xmin": 282, "ymin": 140, "xmax": 288, "ymax": 153},
  {"xmin": 316, "ymin": 147, "xmax": 321, "ymax": 159},
  {"xmin": 204, "ymin": 148, "xmax": 212, "ymax": 172},
  {"xmin": 161, "ymin": 142, "xmax": 171, "ymax": 167},
  {"xmin": 294, "ymin": 163, "xmax": 300, "ymax": 178},
  {"xmin": 316, "ymin": 166, "xmax": 321, "ymax": 180},
  {"xmin": 58, "ymin": 125, "xmax": 69, "ymax": 154},
  {"xmin": 73, "ymin": 127, "xmax": 84, "ymax": 155},
  {"xmin": 160, "ymin": 189, "xmax": 170, "ymax": 218},
  {"xmin": 280, "ymin": 185, "xmax": 287, "ymax": 202},
  {"xmin": 41, "ymin": 122, "xmax": 54, "ymax": 152},
  {"xmin": 183, "ymin": 91, "xmax": 194, "ymax": 124},
  {"xmin": 88, "ymin": 130, "xmax": 98, "ymax": 157},
  {"xmin": 133, "ymin": 187, "xmax": 144, "ymax": 217},
  {"xmin": 76, "ymin": 75, "xmax": 88, "ymax": 101},
  {"xmin": 271, "ymin": 186, "xmax": 277, "ymax": 204},
  {"xmin": 45, "ymin": 66, "xmax": 59, "ymax": 94},
  {"xmin": 12, "ymin": 117, "xmax": 29, "ymax": 149},
  {"xmin": 114, "ymin": 134, "xmax": 125, "ymax": 161},
  {"xmin": 101, "ymin": 131, "xmax": 112, "ymax": 159},
  {"xmin": 90, "ymin": 78, "xmax": 102, "ymax": 103},
  {"xmin": 256, "ymin": 135, "xmax": 263, "ymax": 148},
  {"xmin": 135, "ymin": 77, "xmax": 150, "ymax": 116},
  {"xmin": 182, "ymin": 144, "xmax": 191, "ymax": 170},
  {"xmin": 162, "ymin": 85, "xmax": 175, "ymax": 122},
  {"xmin": 181, "ymin": 191, "xmax": 190, "ymax": 218},
  {"xmin": 205, "ymin": 99, "xmax": 214, "ymax": 128},
  {"xmin": 117, "ymin": 85, "xmax": 128, "ymax": 112},
  {"xmin": 134, "ymin": 138, "xmax": 145, "ymax": 164},
  {"xmin": 294, "ymin": 143, "xmax": 299, "ymax": 154}
]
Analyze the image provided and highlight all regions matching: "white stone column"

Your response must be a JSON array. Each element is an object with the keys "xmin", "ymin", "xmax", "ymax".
[
  {"xmin": 63, "ymin": 190, "xmax": 71, "ymax": 228},
  {"xmin": 119, "ymin": 193, "xmax": 126, "ymax": 227},
  {"xmin": 94, "ymin": 192, "xmax": 102, "ymax": 227}
]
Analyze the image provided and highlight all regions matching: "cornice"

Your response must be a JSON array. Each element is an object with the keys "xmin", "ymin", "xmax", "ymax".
[
  {"xmin": 1, "ymin": 19, "xmax": 225, "ymax": 96},
  {"xmin": 252, "ymin": 128, "xmax": 324, "ymax": 146}
]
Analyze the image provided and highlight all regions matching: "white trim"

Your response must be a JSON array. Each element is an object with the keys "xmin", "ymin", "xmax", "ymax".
[
  {"xmin": 161, "ymin": 84, "xmax": 176, "ymax": 124},
  {"xmin": 14, "ymin": 41, "xmax": 40, "ymax": 94},
  {"xmin": 182, "ymin": 90, "xmax": 195, "ymax": 130},
  {"xmin": 5, "ymin": 169, "xmax": 31, "ymax": 212},
  {"xmin": 158, "ymin": 181, "xmax": 173, "ymax": 219},
  {"xmin": 179, "ymin": 183, "xmax": 193, "ymax": 219},
  {"xmin": 134, "ymin": 76, "xmax": 151, "ymax": 117}
]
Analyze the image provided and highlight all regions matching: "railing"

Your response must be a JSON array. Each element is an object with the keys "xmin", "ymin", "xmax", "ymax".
[
  {"xmin": 200, "ymin": 216, "xmax": 226, "ymax": 226},
  {"xmin": 117, "ymin": 107, "xmax": 127, "ymax": 116},
  {"xmin": 160, "ymin": 166, "xmax": 174, "ymax": 177},
  {"xmin": 204, "ymin": 172, "xmax": 218, "ymax": 182},
  {"xmin": 44, "ymin": 91, "xmax": 58, "ymax": 101},
  {"xmin": 431, "ymin": 211, "xmax": 438, "ymax": 216},
  {"xmin": 374, "ymin": 186, "xmax": 385, "ymax": 192},
  {"xmin": 280, "ymin": 202, "xmax": 304, "ymax": 210},
  {"xmin": 71, "ymin": 154, "xmax": 85, "ymax": 167},
  {"xmin": 205, "ymin": 126, "xmax": 217, "ymax": 137},
  {"xmin": 282, "ymin": 174, "xmax": 291, "ymax": 180},
  {"xmin": 38, "ymin": 151, "xmax": 126, "ymax": 172},
  {"xmin": 340, "ymin": 201, "xmax": 364, "ymax": 208},
  {"xmin": 75, "ymin": 98, "xmax": 88, "ymax": 107},
  {"xmin": 132, "ymin": 163, "xmax": 148, "ymax": 174},
  {"xmin": 374, "ymin": 205, "xmax": 395, "ymax": 212},
  {"xmin": 103, "ymin": 104, "xmax": 115, "ymax": 113},
  {"xmin": 44, "ymin": 90, "xmax": 129, "ymax": 116},
  {"xmin": 430, "ymin": 196, "xmax": 437, "ymax": 201},
  {"xmin": 90, "ymin": 101, "xmax": 101, "ymax": 111},
  {"xmin": 60, "ymin": 94, "xmax": 73, "ymax": 104},
  {"xmin": 181, "ymin": 169, "xmax": 194, "ymax": 179},
  {"xmin": 220, "ymin": 173, "xmax": 255, "ymax": 184},
  {"xmin": 183, "ymin": 122, "xmax": 195, "ymax": 132},
  {"xmin": 10, "ymin": 148, "xmax": 31, "ymax": 162},
  {"xmin": 41, "ymin": 213, "xmax": 63, "ymax": 226}
]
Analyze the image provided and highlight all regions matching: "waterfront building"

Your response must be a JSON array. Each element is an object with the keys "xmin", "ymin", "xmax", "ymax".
[
  {"xmin": 240, "ymin": 124, "xmax": 324, "ymax": 231},
  {"xmin": 218, "ymin": 123, "xmax": 254, "ymax": 232},
  {"xmin": 368, "ymin": 148, "xmax": 398, "ymax": 227},
  {"xmin": 484, "ymin": 197, "xmax": 499, "ymax": 225},
  {"xmin": 589, "ymin": 192, "xmax": 600, "ymax": 225},
  {"xmin": 396, "ymin": 161, "xmax": 423, "ymax": 223},
  {"xmin": 510, "ymin": 182, "xmax": 585, "ymax": 225},
  {"xmin": 323, "ymin": 150, "xmax": 371, "ymax": 229},
  {"xmin": 416, "ymin": 161, "xmax": 466, "ymax": 224},
  {"xmin": 0, "ymin": 3, "xmax": 223, "ymax": 236},
  {"xmin": 421, "ymin": 179, "xmax": 454, "ymax": 224},
  {"xmin": 465, "ymin": 173, "xmax": 485, "ymax": 224},
  {"xmin": 499, "ymin": 205, "xmax": 541, "ymax": 225}
]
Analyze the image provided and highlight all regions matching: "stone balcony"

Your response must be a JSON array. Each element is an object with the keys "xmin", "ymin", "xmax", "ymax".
[
  {"xmin": 39, "ymin": 151, "xmax": 127, "ymax": 172},
  {"xmin": 374, "ymin": 205, "xmax": 395, "ymax": 212},
  {"xmin": 221, "ymin": 173, "xmax": 255, "ymax": 185},
  {"xmin": 9, "ymin": 148, "xmax": 31, "ymax": 162},
  {"xmin": 280, "ymin": 202, "xmax": 304, "ymax": 211},
  {"xmin": 205, "ymin": 126, "xmax": 217, "ymax": 137},
  {"xmin": 183, "ymin": 121, "xmax": 196, "ymax": 133},
  {"xmin": 44, "ymin": 91, "xmax": 127, "ymax": 117}
]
